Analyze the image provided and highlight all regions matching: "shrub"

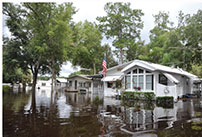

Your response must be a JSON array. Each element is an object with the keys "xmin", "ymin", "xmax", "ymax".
[
  {"xmin": 92, "ymin": 96, "xmax": 103, "ymax": 105},
  {"xmin": 156, "ymin": 96, "xmax": 174, "ymax": 108},
  {"xmin": 3, "ymin": 85, "xmax": 11, "ymax": 93}
]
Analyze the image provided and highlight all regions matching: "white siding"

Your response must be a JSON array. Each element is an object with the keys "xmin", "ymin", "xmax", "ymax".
[{"xmin": 104, "ymin": 81, "xmax": 117, "ymax": 97}]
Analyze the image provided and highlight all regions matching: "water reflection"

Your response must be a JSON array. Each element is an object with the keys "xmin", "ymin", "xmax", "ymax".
[{"xmin": 3, "ymin": 86, "xmax": 202, "ymax": 137}]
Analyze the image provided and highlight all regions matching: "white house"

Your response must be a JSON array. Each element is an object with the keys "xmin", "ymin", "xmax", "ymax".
[
  {"xmin": 66, "ymin": 75, "xmax": 93, "ymax": 93},
  {"xmin": 66, "ymin": 74, "xmax": 104, "ymax": 98},
  {"xmin": 56, "ymin": 78, "xmax": 67, "ymax": 88},
  {"xmin": 102, "ymin": 59, "xmax": 200, "ymax": 100},
  {"xmin": 36, "ymin": 79, "xmax": 52, "ymax": 88}
]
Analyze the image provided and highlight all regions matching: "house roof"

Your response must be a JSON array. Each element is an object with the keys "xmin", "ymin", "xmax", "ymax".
[
  {"xmin": 102, "ymin": 75, "xmax": 123, "ymax": 81},
  {"xmin": 121, "ymin": 59, "xmax": 198, "ymax": 79},
  {"xmin": 107, "ymin": 60, "xmax": 133, "ymax": 72},
  {"xmin": 87, "ymin": 74, "xmax": 103, "ymax": 78},
  {"xmin": 99, "ymin": 60, "xmax": 133, "ymax": 74},
  {"xmin": 163, "ymin": 73, "xmax": 179, "ymax": 84},
  {"xmin": 57, "ymin": 78, "xmax": 67, "ymax": 83},
  {"xmin": 67, "ymin": 75, "xmax": 91, "ymax": 80}
]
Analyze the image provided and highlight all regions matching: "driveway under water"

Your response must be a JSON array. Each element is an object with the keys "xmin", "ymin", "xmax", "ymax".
[{"xmin": 3, "ymin": 87, "xmax": 202, "ymax": 137}]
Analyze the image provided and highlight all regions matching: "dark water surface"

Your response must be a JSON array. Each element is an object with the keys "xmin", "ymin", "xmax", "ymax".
[{"xmin": 3, "ymin": 87, "xmax": 202, "ymax": 137}]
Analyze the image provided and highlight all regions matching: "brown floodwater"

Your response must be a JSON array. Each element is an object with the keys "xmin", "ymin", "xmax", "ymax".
[{"xmin": 3, "ymin": 86, "xmax": 202, "ymax": 137}]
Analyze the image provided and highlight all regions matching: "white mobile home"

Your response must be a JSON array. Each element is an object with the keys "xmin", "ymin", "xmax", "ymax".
[
  {"xmin": 56, "ymin": 78, "xmax": 67, "ymax": 88},
  {"xmin": 66, "ymin": 75, "xmax": 93, "ymax": 93},
  {"xmin": 102, "ymin": 59, "xmax": 200, "ymax": 100},
  {"xmin": 36, "ymin": 79, "xmax": 52, "ymax": 88}
]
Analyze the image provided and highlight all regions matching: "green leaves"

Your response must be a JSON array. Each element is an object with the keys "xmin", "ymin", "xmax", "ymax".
[
  {"xmin": 146, "ymin": 10, "xmax": 202, "ymax": 74},
  {"xmin": 97, "ymin": 2, "xmax": 144, "ymax": 63},
  {"xmin": 70, "ymin": 21, "xmax": 104, "ymax": 74},
  {"xmin": 3, "ymin": 3, "xmax": 77, "ymax": 85}
]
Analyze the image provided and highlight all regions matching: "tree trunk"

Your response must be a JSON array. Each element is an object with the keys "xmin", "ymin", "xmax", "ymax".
[
  {"xmin": 93, "ymin": 62, "xmax": 96, "ymax": 74},
  {"xmin": 51, "ymin": 57, "xmax": 57, "ymax": 101},
  {"xmin": 31, "ymin": 70, "xmax": 38, "ymax": 111},
  {"xmin": 18, "ymin": 84, "xmax": 21, "ymax": 92},
  {"xmin": 22, "ymin": 82, "xmax": 26, "ymax": 93},
  {"xmin": 120, "ymin": 47, "xmax": 123, "ymax": 64},
  {"xmin": 119, "ymin": 26, "xmax": 123, "ymax": 64}
]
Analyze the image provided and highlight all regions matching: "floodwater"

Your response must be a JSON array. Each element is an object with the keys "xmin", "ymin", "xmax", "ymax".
[{"xmin": 3, "ymin": 86, "xmax": 202, "ymax": 137}]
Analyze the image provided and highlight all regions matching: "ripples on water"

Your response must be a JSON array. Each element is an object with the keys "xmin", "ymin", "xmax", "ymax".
[{"xmin": 3, "ymin": 86, "xmax": 202, "ymax": 137}]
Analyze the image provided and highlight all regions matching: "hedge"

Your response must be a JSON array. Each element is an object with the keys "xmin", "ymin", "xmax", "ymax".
[{"xmin": 122, "ymin": 91, "xmax": 155, "ymax": 101}]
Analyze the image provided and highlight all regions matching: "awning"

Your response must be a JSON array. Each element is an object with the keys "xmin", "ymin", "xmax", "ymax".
[
  {"xmin": 163, "ymin": 73, "xmax": 179, "ymax": 84},
  {"xmin": 101, "ymin": 75, "xmax": 123, "ymax": 82}
]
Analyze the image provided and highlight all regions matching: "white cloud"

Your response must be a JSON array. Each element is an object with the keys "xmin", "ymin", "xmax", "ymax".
[{"xmin": 59, "ymin": 61, "xmax": 80, "ymax": 77}]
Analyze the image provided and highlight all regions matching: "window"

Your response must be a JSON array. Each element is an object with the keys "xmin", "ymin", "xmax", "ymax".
[
  {"xmin": 69, "ymin": 81, "xmax": 72, "ymax": 86},
  {"xmin": 42, "ymin": 83, "xmax": 46, "ymax": 86},
  {"xmin": 133, "ymin": 69, "xmax": 137, "ymax": 74},
  {"xmin": 139, "ymin": 69, "xmax": 144, "ymax": 73},
  {"xmin": 146, "ymin": 70, "xmax": 151, "ymax": 73},
  {"xmin": 79, "ymin": 82, "xmax": 83, "ymax": 87},
  {"xmin": 146, "ymin": 75, "xmax": 153, "ymax": 90},
  {"xmin": 133, "ymin": 76, "xmax": 137, "ymax": 88},
  {"xmin": 159, "ymin": 74, "xmax": 167, "ymax": 85},
  {"xmin": 127, "ymin": 68, "xmax": 154, "ymax": 91},
  {"xmin": 186, "ymin": 79, "xmax": 189, "ymax": 85},
  {"xmin": 107, "ymin": 82, "xmax": 113, "ymax": 88},
  {"xmin": 138, "ymin": 75, "xmax": 144, "ymax": 89},
  {"xmin": 127, "ymin": 71, "xmax": 131, "ymax": 74},
  {"xmin": 125, "ymin": 75, "xmax": 131, "ymax": 89}
]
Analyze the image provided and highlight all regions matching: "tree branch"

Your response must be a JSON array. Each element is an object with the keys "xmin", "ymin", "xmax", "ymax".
[{"xmin": 25, "ymin": 3, "xmax": 46, "ymax": 28}]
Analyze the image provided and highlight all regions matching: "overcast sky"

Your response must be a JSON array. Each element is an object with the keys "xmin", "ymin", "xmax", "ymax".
[{"xmin": 2, "ymin": 0, "xmax": 202, "ymax": 77}]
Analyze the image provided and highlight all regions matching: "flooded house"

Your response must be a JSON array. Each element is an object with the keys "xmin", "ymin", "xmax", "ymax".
[
  {"xmin": 87, "ymin": 74, "xmax": 104, "ymax": 99},
  {"xmin": 36, "ymin": 78, "xmax": 67, "ymax": 89},
  {"xmin": 102, "ymin": 59, "xmax": 200, "ymax": 100},
  {"xmin": 66, "ymin": 75, "xmax": 93, "ymax": 93},
  {"xmin": 66, "ymin": 74, "xmax": 104, "ymax": 98},
  {"xmin": 36, "ymin": 79, "xmax": 52, "ymax": 88},
  {"xmin": 56, "ymin": 78, "xmax": 67, "ymax": 88}
]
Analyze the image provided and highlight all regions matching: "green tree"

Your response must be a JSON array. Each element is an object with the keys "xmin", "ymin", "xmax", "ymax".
[
  {"xmin": 102, "ymin": 44, "xmax": 118, "ymax": 68},
  {"xmin": 177, "ymin": 10, "xmax": 202, "ymax": 70},
  {"xmin": 190, "ymin": 64, "xmax": 202, "ymax": 78},
  {"xmin": 23, "ymin": 3, "xmax": 76, "ymax": 89},
  {"xmin": 3, "ymin": 3, "xmax": 76, "ymax": 101},
  {"xmin": 147, "ymin": 10, "xmax": 202, "ymax": 72},
  {"xmin": 125, "ymin": 41, "xmax": 144, "ymax": 61},
  {"xmin": 147, "ymin": 11, "xmax": 174, "ymax": 64},
  {"xmin": 97, "ymin": 2, "xmax": 144, "ymax": 64},
  {"xmin": 71, "ymin": 21, "xmax": 104, "ymax": 74},
  {"xmin": 3, "ymin": 5, "xmax": 31, "ymax": 84}
]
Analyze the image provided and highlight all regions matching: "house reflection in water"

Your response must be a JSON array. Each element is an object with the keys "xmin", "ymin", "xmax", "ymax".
[{"xmin": 99, "ymin": 98, "xmax": 201, "ymax": 134}]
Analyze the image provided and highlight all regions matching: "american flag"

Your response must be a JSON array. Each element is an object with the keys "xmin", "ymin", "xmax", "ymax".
[{"xmin": 102, "ymin": 56, "xmax": 107, "ymax": 77}]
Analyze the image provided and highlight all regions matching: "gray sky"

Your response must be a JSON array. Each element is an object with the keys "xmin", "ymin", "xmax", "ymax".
[{"xmin": 2, "ymin": 0, "xmax": 202, "ymax": 77}]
